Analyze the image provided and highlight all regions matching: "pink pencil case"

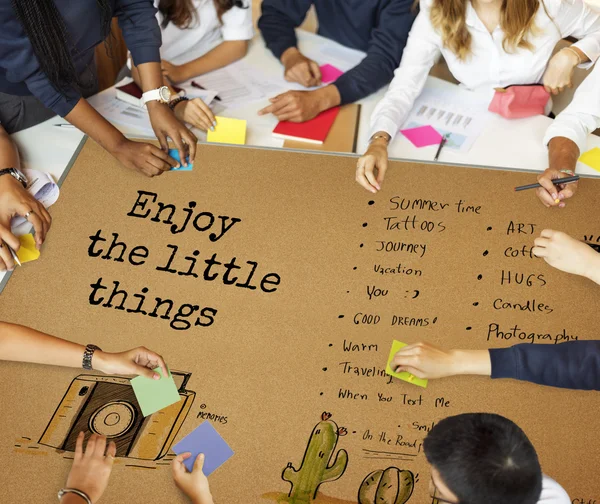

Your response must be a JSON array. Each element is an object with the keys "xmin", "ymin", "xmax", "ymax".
[{"xmin": 488, "ymin": 84, "xmax": 550, "ymax": 119}]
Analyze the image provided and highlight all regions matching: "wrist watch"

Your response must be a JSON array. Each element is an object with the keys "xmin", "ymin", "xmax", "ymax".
[
  {"xmin": 82, "ymin": 344, "xmax": 102, "ymax": 370},
  {"xmin": 0, "ymin": 167, "xmax": 28, "ymax": 188},
  {"xmin": 140, "ymin": 86, "xmax": 172, "ymax": 107}
]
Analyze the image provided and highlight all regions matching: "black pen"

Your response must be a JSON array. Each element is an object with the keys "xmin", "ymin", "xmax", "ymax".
[
  {"xmin": 514, "ymin": 175, "xmax": 580, "ymax": 192},
  {"xmin": 434, "ymin": 135, "xmax": 448, "ymax": 161},
  {"xmin": 191, "ymin": 81, "xmax": 222, "ymax": 102}
]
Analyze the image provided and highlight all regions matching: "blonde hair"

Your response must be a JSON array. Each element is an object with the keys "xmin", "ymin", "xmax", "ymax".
[{"xmin": 429, "ymin": 0, "xmax": 541, "ymax": 60}]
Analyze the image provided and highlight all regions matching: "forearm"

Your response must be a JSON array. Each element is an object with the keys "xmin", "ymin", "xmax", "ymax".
[
  {"xmin": 585, "ymin": 252, "xmax": 600, "ymax": 285},
  {"xmin": 0, "ymin": 322, "xmax": 85, "ymax": 367},
  {"xmin": 0, "ymin": 127, "xmax": 20, "ymax": 168},
  {"xmin": 450, "ymin": 350, "xmax": 492, "ymax": 376},
  {"xmin": 136, "ymin": 61, "xmax": 164, "ymax": 91},
  {"xmin": 548, "ymin": 136, "xmax": 580, "ymax": 172},
  {"xmin": 179, "ymin": 41, "xmax": 249, "ymax": 80},
  {"xmin": 64, "ymin": 99, "xmax": 125, "ymax": 153}
]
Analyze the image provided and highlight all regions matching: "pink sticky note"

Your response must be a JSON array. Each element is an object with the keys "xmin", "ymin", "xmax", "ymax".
[
  {"xmin": 400, "ymin": 125, "xmax": 443, "ymax": 148},
  {"xmin": 320, "ymin": 64, "xmax": 344, "ymax": 84}
]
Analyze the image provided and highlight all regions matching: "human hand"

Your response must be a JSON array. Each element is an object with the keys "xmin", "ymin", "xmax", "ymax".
[
  {"xmin": 0, "ymin": 222, "xmax": 20, "ymax": 271},
  {"xmin": 94, "ymin": 347, "xmax": 168, "ymax": 379},
  {"xmin": 64, "ymin": 432, "xmax": 116, "ymax": 503},
  {"xmin": 543, "ymin": 48, "xmax": 579, "ymax": 95},
  {"xmin": 172, "ymin": 453, "xmax": 214, "ymax": 504},
  {"xmin": 0, "ymin": 173, "xmax": 51, "ymax": 249},
  {"xmin": 258, "ymin": 90, "xmax": 325, "ymax": 122},
  {"xmin": 533, "ymin": 229, "xmax": 600, "ymax": 281},
  {"xmin": 110, "ymin": 138, "xmax": 178, "ymax": 177},
  {"xmin": 535, "ymin": 168, "xmax": 578, "ymax": 208},
  {"xmin": 161, "ymin": 60, "xmax": 190, "ymax": 84},
  {"xmin": 355, "ymin": 138, "xmax": 389, "ymax": 193},
  {"xmin": 147, "ymin": 102, "xmax": 197, "ymax": 168},
  {"xmin": 281, "ymin": 47, "xmax": 321, "ymax": 87},
  {"xmin": 174, "ymin": 98, "xmax": 216, "ymax": 132}
]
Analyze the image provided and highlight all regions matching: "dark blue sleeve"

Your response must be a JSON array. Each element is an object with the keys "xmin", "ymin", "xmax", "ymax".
[
  {"xmin": 0, "ymin": 3, "xmax": 80, "ymax": 117},
  {"xmin": 258, "ymin": 0, "xmax": 313, "ymax": 60},
  {"xmin": 489, "ymin": 341, "xmax": 600, "ymax": 391},
  {"xmin": 115, "ymin": 0, "xmax": 162, "ymax": 66},
  {"xmin": 334, "ymin": 0, "xmax": 416, "ymax": 104}
]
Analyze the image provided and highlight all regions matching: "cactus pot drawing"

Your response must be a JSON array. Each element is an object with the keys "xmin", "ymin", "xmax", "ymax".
[
  {"xmin": 282, "ymin": 412, "xmax": 349, "ymax": 503},
  {"xmin": 358, "ymin": 467, "xmax": 414, "ymax": 504}
]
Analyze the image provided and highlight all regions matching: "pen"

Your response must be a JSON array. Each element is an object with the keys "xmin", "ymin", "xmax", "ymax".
[
  {"xmin": 514, "ymin": 175, "xmax": 580, "ymax": 192},
  {"xmin": 54, "ymin": 123, "xmax": 77, "ymax": 128},
  {"xmin": 2, "ymin": 240, "xmax": 21, "ymax": 267},
  {"xmin": 191, "ymin": 81, "xmax": 222, "ymax": 102},
  {"xmin": 434, "ymin": 135, "xmax": 448, "ymax": 161}
]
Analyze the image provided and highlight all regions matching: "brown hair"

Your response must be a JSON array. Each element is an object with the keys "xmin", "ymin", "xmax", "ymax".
[
  {"xmin": 429, "ymin": 0, "xmax": 542, "ymax": 60},
  {"xmin": 158, "ymin": 0, "xmax": 247, "ymax": 29}
]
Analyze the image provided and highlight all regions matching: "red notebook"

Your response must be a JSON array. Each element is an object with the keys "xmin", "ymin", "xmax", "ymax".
[{"xmin": 272, "ymin": 107, "xmax": 340, "ymax": 144}]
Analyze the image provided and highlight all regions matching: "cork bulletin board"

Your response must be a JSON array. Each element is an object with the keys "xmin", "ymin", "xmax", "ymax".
[{"xmin": 0, "ymin": 139, "xmax": 598, "ymax": 503}]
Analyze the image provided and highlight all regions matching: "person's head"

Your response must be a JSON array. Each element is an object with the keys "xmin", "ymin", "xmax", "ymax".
[
  {"xmin": 11, "ymin": 1, "xmax": 112, "ymax": 93},
  {"xmin": 158, "ymin": 0, "xmax": 247, "ymax": 29},
  {"xmin": 430, "ymin": 0, "xmax": 542, "ymax": 60},
  {"xmin": 424, "ymin": 413, "xmax": 543, "ymax": 504}
]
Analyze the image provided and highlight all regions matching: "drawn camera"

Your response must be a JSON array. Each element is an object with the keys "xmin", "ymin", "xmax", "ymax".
[{"xmin": 39, "ymin": 371, "xmax": 195, "ymax": 460}]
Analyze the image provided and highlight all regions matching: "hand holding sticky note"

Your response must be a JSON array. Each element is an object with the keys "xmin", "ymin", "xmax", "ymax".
[
  {"xmin": 385, "ymin": 340, "xmax": 428, "ymax": 388},
  {"xmin": 207, "ymin": 116, "xmax": 246, "ymax": 145},
  {"xmin": 131, "ymin": 367, "xmax": 181, "ymax": 417},
  {"xmin": 173, "ymin": 421, "xmax": 234, "ymax": 475},
  {"xmin": 168, "ymin": 149, "xmax": 193, "ymax": 171}
]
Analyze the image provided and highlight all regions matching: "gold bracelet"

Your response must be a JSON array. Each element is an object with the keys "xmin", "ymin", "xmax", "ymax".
[
  {"xmin": 369, "ymin": 133, "xmax": 390, "ymax": 144},
  {"xmin": 563, "ymin": 46, "xmax": 582, "ymax": 66}
]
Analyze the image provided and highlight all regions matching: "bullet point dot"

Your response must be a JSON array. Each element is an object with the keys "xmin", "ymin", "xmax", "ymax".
[
  {"xmin": 346, "ymin": 291, "xmax": 350, "ymax": 294},
  {"xmin": 329, "ymin": 343, "xmax": 333, "ymax": 347},
  {"xmin": 477, "ymin": 274, "xmax": 483, "ymax": 280},
  {"xmin": 473, "ymin": 302, "xmax": 479, "ymax": 306},
  {"xmin": 360, "ymin": 243, "xmax": 364, "ymax": 248},
  {"xmin": 322, "ymin": 367, "xmax": 328, "ymax": 372},
  {"xmin": 483, "ymin": 250, "xmax": 489, "ymax": 256},
  {"xmin": 353, "ymin": 266, "xmax": 357, "ymax": 270},
  {"xmin": 338, "ymin": 315, "xmax": 344, "ymax": 319},
  {"xmin": 362, "ymin": 222, "xmax": 368, "ymax": 228},
  {"xmin": 466, "ymin": 326, "xmax": 472, "ymax": 331},
  {"xmin": 487, "ymin": 226, "xmax": 492, "ymax": 231},
  {"xmin": 319, "ymin": 392, "xmax": 324, "ymax": 396},
  {"xmin": 368, "ymin": 200, "xmax": 375, "ymax": 206}
]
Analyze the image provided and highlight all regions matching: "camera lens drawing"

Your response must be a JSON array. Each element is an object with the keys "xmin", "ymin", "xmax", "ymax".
[{"xmin": 89, "ymin": 401, "xmax": 137, "ymax": 438}]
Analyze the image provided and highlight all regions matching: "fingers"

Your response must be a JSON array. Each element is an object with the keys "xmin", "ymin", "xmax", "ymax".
[
  {"xmin": 355, "ymin": 157, "xmax": 379, "ymax": 194},
  {"xmin": 149, "ymin": 145, "xmax": 177, "ymax": 169},
  {"xmin": 193, "ymin": 453, "xmax": 205, "ymax": 473},
  {"xmin": 156, "ymin": 131, "xmax": 169, "ymax": 153},
  {"xmin": 558, "ymin": 181, "xmax": 578, "ymax": 201},
  {"xmin": 540, "ymin": 229, "xmax": 555, "ymax": 239},
  {"xmin": 533, "ymin": 236, "xmax": 551, "ymax": 248},
  {"xmin": 308, "ymin": 61, "xmax": 322, "ymax": 85},
  {"xmin": 106, "ymin": 441, "xmax": 117, "ymax": 464},
  {"xmin": 0, "ymin": 239, "xmax": 15, "ymax": 271},
  {"xmin": 181, "ymin": 129, "xmax": 197, "ymax": 165},
  {"xmin": 172, "ymin": 452, "xmax": 192, "ymax": 477},
  {"xmin": 532, "ymin": 246, "xmax": 548, "ymax": 258},
  {"xmin": 85, "ymin": 434, "xmax": 98, "ymax": 457},
  {"xmin": 0, "ymin": 225, "xmax": 20, "ymax": 251},
  {"xmin": 258, "ymin": 95, "xmax": 291, "ymax": 116},
  {"xmin": 75, "ymin": 431, "xmax": 85, "ymax": 461},
  {"xmin": 192, "ymin": 99, "xmax": 216, "ymax": 126},
  {"xmin": 94, "ymin": 434, "xmax": 107, "ymax": 458},
  {"xmin": 21, "ymin": 207, "xmax": 46, "ymax": 247}
]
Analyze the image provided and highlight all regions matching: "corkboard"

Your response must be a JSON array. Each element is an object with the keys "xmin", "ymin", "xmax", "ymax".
[{"xmin": 0, "ymin": 139, "xmax": 598, "ymax": 504}]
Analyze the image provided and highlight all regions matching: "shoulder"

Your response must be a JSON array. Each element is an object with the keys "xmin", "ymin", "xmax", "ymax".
[
  {"xmin": 221, "ymin": 1, "xmax": 253, "ymax": 26},
  {"xmin": 538, "ymin": 475, "xmax": 571, "ymax": 504}
]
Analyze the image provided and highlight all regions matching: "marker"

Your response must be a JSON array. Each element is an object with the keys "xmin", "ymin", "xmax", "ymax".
[
  {"xmin": 514, "ymin": 175, "xmax": 580, "ymax": 192},
  {"xmin": 434, "ymin": 135, "xmax": 448, "ymax": 161},
  {"xmin": 191, "ymin": 81, "xmax": 222, "ymax": 102},
  {"xmin": 2, "ymin": 240, "xmax": 21, "ymax": 267}
]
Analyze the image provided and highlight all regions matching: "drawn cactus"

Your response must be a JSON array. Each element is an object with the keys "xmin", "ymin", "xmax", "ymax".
[
  {"xmin": 282, "ymin": 412, "xmax": 349, "ymax": 503},
  {"xmin": 358, "ymin": 467, "xmax": 414, "ymax": 504}
]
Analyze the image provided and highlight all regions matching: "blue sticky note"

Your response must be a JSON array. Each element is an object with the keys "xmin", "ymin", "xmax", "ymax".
[
  {"xmin": 172, "ymin": 421, "xmax": 234, "ymax": 475},
  {"xmin": 168, "ymin": 149, "xmax": 193, "ymax": 171}
]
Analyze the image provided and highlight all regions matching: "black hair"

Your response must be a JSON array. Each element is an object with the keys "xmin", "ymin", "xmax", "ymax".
[
  {"xmin": 159, "ymin": 0, "xmax": 248, "ymax": 29},
  {"xmin": 11, "ymin": 0, "xmax": 112, "ymax": 93},
  {"xmin": 424, "ymin": 413, "xmax": 543, "ymax": 504}
]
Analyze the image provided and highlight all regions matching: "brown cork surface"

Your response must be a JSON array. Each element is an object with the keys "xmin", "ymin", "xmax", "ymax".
[{"xmin": 0, "ymin": 139, "xmax": 598, "ymax": 503}]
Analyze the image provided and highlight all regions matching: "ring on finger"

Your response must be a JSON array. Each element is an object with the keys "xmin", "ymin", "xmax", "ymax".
[{"xmin": 25, "ymin": 210, "xmax": 35, "ymax": 220}]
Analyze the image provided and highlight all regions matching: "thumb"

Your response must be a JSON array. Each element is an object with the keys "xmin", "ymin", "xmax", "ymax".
[
  {"xmin": 134, "ymin": 364, "xmax": 159, "ymax": 380},
  {"xmin": 193, "ymin": 453, "xmax": 205, "ymax": 473}
]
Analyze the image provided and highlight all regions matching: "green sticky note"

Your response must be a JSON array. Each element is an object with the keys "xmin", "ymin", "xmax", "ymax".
[
  {"xmin": 579, "ymin": 147, "xmax": 600, "ymax": 173},
  {"xmin": 130, "ymin": 367, "xmax": 181, "ymax": 417},
  {"xmin": 385, "ymin": 340, "xmax": 428, "ymax": 388}
]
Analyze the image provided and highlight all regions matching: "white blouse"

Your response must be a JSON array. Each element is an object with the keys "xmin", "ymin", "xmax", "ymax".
[
  {"xmin": 539, "ymin": 475, "xmax": 571, "ymax": 504},
  {"xmin": 157, "ymin": 0, "xmax": 254, "ymax": 65},
  {"xmin": 369, "ymin": 0, "xmax": 600, "ymax": 140}
]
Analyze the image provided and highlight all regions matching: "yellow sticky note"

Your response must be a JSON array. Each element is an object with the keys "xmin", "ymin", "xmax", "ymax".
[
  {"xmin": 207, "ymin": 116, "xmax": 247, "ymax": 145},
  {"xmin": 579, "ymin": 147, "xmax": 600, "ymax": 173},
  {"xmin": 385, "ymin": 340, "xmax": 428, "ymax": 388},
  {"xmin": 16, "ymin": 234, "xmax": 40, "ymax": 264}
]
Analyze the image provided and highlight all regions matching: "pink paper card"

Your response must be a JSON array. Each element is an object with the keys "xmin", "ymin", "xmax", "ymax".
[
  {"xmin": 400, "ymin": 125, "xmax": 443, "ymax": 148},
  {"xmin": 320, "ymin": 64, "xmax": 344, "ymax": 84}
]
